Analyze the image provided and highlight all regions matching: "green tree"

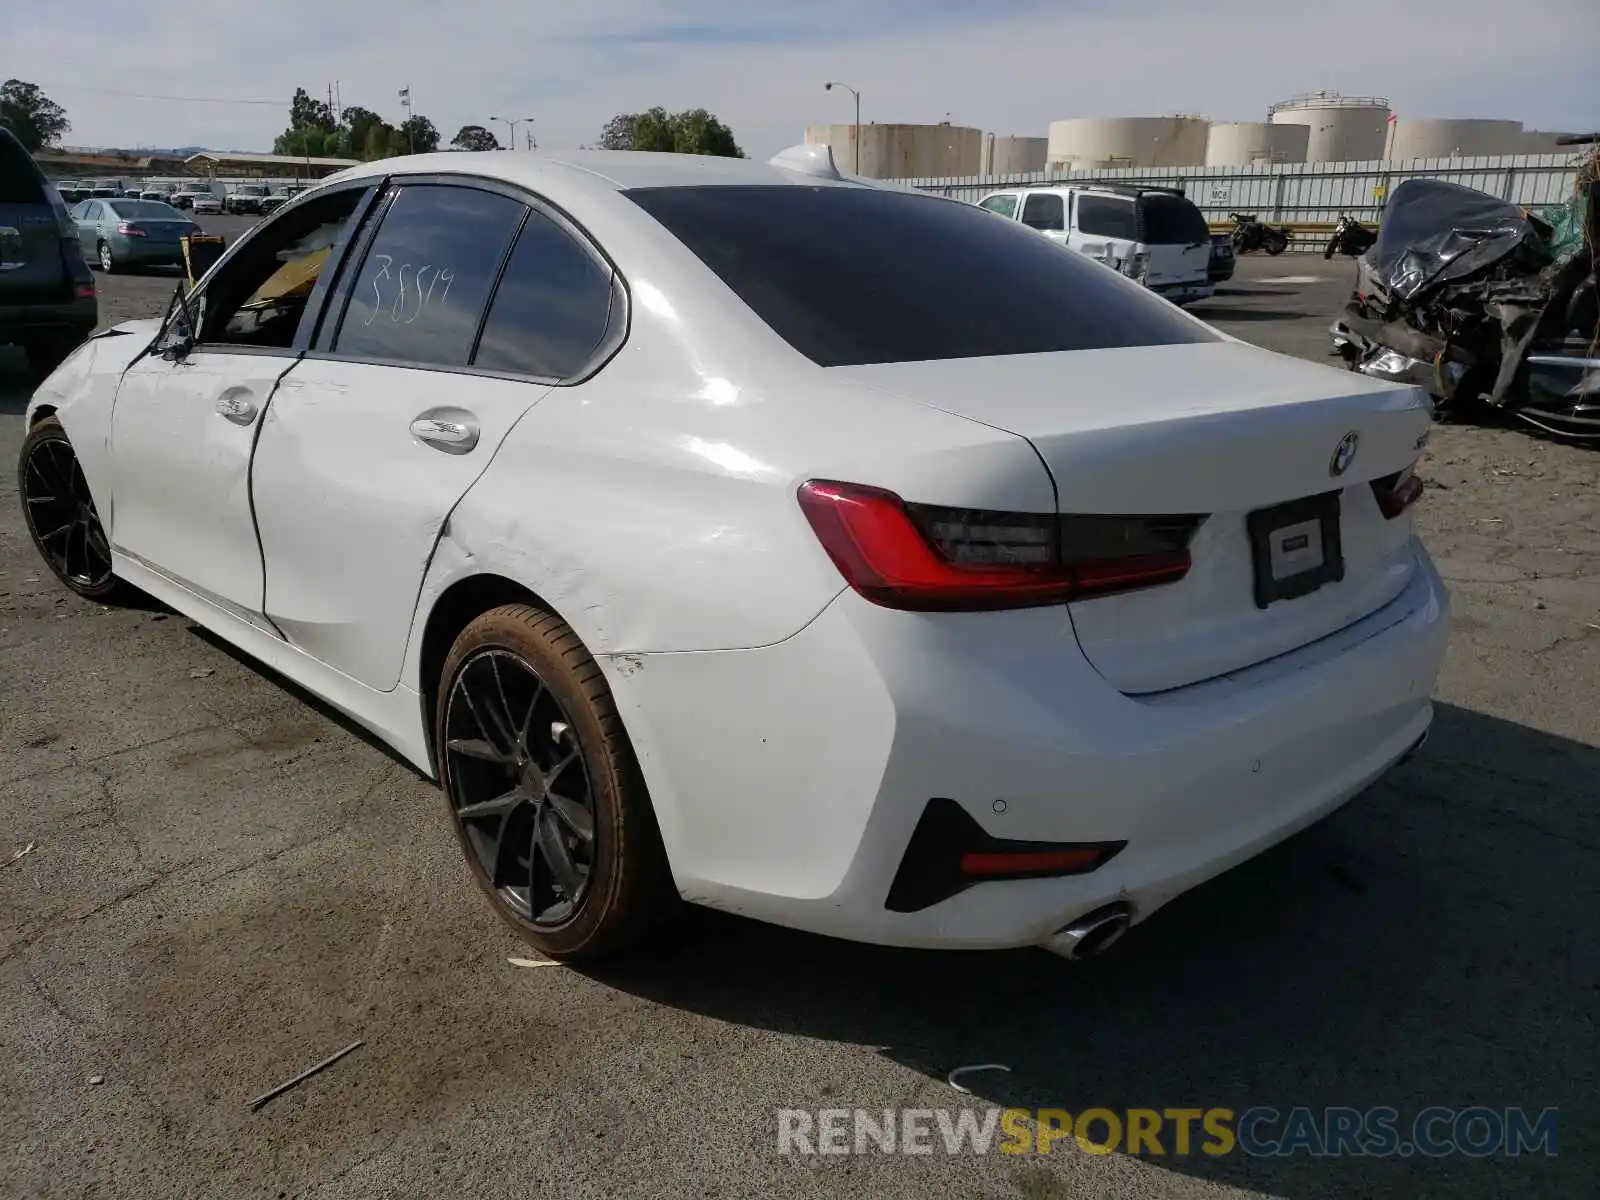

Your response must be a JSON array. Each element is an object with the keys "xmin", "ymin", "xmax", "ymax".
[
  {"xmin": 598, "ymin": 107, "xmax": 744, "ymax": 157},
  {"xmin": 273, "ymin": 86, "xmax": 337, "ymax": 157},
  {"xmin": 451, "ymin": 124, "xmax": 500, "ymax": 151},
  {"xmin": 0, "ymin": 79, "xmax": 70, "ymax": 151},
  {"xmin": 340, "ymin": 106, "xmax": 387, "ymax": 157},
  {"xmin": 397, "ymin": 115, "xmax": 440, "ymax": 154}
]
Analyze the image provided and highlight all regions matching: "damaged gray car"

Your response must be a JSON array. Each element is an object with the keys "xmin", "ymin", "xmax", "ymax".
[{"xmin": 1331, "ymin": 162, "xmax": 1598, "ymax": 440}]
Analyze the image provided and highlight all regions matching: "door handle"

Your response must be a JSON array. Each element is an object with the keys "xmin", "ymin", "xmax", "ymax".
[
  {"xmin": 216, "ymin": 393, "xmax": 258, "ymax": 424},
  {"xmin": 410, "ymin": 411, "xmax": 480, "ymax": 454}
]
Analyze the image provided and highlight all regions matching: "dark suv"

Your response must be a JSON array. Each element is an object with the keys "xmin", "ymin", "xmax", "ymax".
[{"xmin": 1, "ymin": 128, "xmax": 97, "ymax": 376}]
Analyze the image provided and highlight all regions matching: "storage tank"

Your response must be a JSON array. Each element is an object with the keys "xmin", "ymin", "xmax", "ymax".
[
  {"xmin": 981, "ymin": 134, "xmax": 1047, "ymax": 175},
  {"xmin": 1521, "ymin": 129, "xmax": 1589, "ymax": 153},
  {"xmin": 1205, "ymin": 121, "xmax": 1309, "ymax": 165},
  {"xmin": 1044, "ymin": 116, "xmax": 1209, "ymax": 171},
  {"xmin": 1268, "ymin": 92, "xmax": 1390, "ymax": 162},
  {"xmin": 802, "ymin": 122, "xmax": 983, "ymax": 179},
  {"xmin": 1388, "ymin": 118, "xmax": 1523, "ymax": 159}
]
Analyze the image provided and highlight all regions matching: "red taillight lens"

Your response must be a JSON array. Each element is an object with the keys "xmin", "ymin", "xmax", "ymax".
[
  {"xmin": 797, "ymin": 480, "xmax": 1203, "ymax": 612},
  {"xmin": 1371, "ymin": 468, "xmax": 1424, "ymax": 519},
  {"xmin": 116, "ymin": 222, "xmax": 147, "ymax": 237},
  {"xmin": 960, "ymin": 850, "xmax": 1109, "ymax": 875}
]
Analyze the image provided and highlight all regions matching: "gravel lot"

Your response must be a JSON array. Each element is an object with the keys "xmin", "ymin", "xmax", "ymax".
[{"xmin": 1, "ymin": 242, "xmax": 1595, "ymax": 1200}]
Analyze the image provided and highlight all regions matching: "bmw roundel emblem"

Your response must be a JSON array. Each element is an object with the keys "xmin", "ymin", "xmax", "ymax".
[{"xmin": 1329, "ymin": 431, "xmax": 1360, "ymax": 477}]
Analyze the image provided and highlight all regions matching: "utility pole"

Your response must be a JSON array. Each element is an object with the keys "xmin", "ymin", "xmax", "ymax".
[{"xmin": 399, "ymin": 88, "xmax": 414, "ymax": 153}]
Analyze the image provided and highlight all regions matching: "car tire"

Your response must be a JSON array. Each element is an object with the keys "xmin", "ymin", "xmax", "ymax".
[
  {"xmin": 23, "ymin": 331, "xmax": 86, "ymax": 378},
  {"xmin": 18, "ymin": 417, "xmax": 133, "ymax": 604},
  {"xmin": 435, "ymin": 603, "xmax": 678, "ymax": 961},
  {"xmin": 97, "ymin": 241, "xmax": 117, "ymax": 274}
]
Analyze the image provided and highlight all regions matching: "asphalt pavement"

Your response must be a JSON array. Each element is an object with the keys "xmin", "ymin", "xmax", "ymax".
[{"xmin": 1, "ymin": 250, "xmax": 1595, "ymax": 1200}]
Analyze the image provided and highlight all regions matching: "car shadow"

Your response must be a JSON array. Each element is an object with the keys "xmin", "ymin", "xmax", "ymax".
[
  {"xmin": 0, "ymin": 347, "xmax": 37, "ymax": 415},
  {"xmin": 581, "ymin": 701, "xmax": 1592, "ymax": 1198}
]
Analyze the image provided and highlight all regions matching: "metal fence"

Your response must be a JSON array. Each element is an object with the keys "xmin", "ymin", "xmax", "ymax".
[{"xmin": 906, "ymin": 153, "xmax": 1586, "ymax": 226}]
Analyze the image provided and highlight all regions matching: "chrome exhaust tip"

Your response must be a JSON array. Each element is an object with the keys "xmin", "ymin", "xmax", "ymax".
[{"xmin": 1041, "ymin": 902, "xmax": 1133, "ymax": 962}]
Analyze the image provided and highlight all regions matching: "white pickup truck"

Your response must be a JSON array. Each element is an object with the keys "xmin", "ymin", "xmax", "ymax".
[{"xmin": 976, "ymin": 183, "xmax": 1214, "ymax": 306}]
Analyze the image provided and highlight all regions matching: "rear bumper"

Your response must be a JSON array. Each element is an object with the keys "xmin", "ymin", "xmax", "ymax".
[
  {"xmin": 0, "ymin": 295, "xmax": 97, "ymax": 342},
  {"xmin": 1152, "ymin": 281, "xmax": 1215, "ymax": 304},
  {"xmin": 613, "ymin": 544, "xmax": 1449, "ymax": 950},
  {"xmin": 111, "ymin": 237, "xmax": 186, "ymax": 266}
]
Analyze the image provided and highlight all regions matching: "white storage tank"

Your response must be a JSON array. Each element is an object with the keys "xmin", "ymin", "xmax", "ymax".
[
  {"xmin": 1521, "ymin": 129, "xmax": 1588, "ymax": 153},
  {"xmin": 802, "ymin": 122, "xmax": 983, "ymax": 179},
  {"xmin": 1268, "ymin": 92, "xmax": 1391, "ymax": 162},
  {"xmin": 1044, "ymin": 116, "xmax": 1209, "ymax": 171},
  {"xmin": 981, "ymin": 134, "xmax": 1048, "ymax": 175},
  {"xmin": 1389, "ymin": 118, "xmax": 1524, "ymax": 159},
  {"xmin": 1205, "ymin": 121, "xmax": 1309, "ymax": 165}
]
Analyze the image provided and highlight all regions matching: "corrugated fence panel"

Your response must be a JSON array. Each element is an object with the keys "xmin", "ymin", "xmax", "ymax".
[{"xmin": 907, "ymin": 153, "xmax": 1585, "ymax": 228}]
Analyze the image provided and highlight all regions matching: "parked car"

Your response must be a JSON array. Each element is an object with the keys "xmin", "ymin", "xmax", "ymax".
[
  {"xmin": 70, "ymin": 197, "xmax": 201, "ymax": 273},
  {"xmin": 19, "ymin": 146, "xmax": 1448, "ymax": 962},
  {"xmin": 977, "ymin": 183, "xmax": 1215, "ymax": 305},
  {"xmin": 257, "ymin": 188, "xmax": 295, "ymax": 215},
  {"xmin": 224, "ymin": 184, "xmax": 269, "ymax": 215},
  {"xmin": 191, "ymin": 192, "xmax": 222, "ymax": 216},
  {"xmin": 56, "ymin": 184, "xmax": 90, "ymax": 205},
  {"xmin": 138, "ymin": 185, "xmax": 175, "ymax": 203},
  {"xmin": 0, "ymin": 127, "xmax": 97, "ymax": 375},
  {"xmin": 1208, "ymin": 233, "xmax": 1236, "ymax": 284}
]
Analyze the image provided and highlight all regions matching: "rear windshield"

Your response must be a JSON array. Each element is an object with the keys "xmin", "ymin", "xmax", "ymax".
[
  {"xmin": 626, "ymin": 185, "xmax": 1215, "ymax": 367},
  {"xmin": 108, "ymin": 200, "xmax": 182, "ymax": 219},
  {"xmin": 1138, "ymin": 193, "xmax": 1210, "ymax": 245}
]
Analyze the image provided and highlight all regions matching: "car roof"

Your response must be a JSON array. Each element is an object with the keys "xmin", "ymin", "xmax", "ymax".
[{"xmin": 321, "ymin": 149, "xmax": 865, "ymax": 196}]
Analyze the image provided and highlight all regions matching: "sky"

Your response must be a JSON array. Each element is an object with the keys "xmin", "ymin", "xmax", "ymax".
[{"xmin": 5, "ymin": 0, "xmax": 1597, "ymax": 159}]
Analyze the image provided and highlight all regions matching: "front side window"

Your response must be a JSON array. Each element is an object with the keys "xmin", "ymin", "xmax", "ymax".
[
  {"xmin": 332, "ymin": 184, "xmax": 526, "ymax": 368},
  {"xmin": 627, "ymin": 185, "xmax": 1216, "ymax": 368},
  {"xmin": 192, "ymin": 186, "xmax": 370, "ymax": 350},
  {"xmin": 1020, "ymin": 193, "xmax": 1064, "ymax": 232},
  {"xmin": 472, "ymin": 208, "xmax": 618, "ymax": 379},
  {"xmin": 979, "ymin": 194, "xmax": 1018, "ymax": 219},
  {"xmin": 1076, "ymin": 195, "xmax": 1139, "ymax": 241}
]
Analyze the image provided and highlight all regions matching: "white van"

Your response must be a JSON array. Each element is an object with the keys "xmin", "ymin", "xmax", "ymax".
[{"xmin": 976, "ymin": 184, "xmax": 1214, "ymax": 305}]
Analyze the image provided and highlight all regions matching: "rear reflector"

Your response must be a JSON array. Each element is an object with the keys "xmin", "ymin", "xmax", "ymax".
[
  {"xmin": 798, "ymin": 480, "xmax": 1204, "ymax": 611},
  {"xmin": 885, "ymin": 798, "xmax": 1125, "ymax": 913},
  {"xmin": 1371, "ymin": 468, "xmax": 1424, "ymax": 519}
]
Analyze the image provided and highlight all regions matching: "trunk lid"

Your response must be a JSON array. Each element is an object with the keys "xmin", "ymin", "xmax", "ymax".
[
  {"xmin": 131, "ymin": 220, "xmax": 194, "ymax": 243},
  {"xmin": 834, "ymin": 341, "xmax": 1433, "ymax": 693}
]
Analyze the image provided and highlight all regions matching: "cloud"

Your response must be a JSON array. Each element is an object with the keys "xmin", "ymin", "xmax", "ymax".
[{"xmin": 4, "ymin": 0, "xmax": 1595, "ymax": 156}]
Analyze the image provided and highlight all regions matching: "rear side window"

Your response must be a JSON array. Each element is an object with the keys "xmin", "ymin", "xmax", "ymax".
[
  {"xmin": 626, "ymin": 185, "xmax": 1215, "ymax": 368},
  {"xmin": 472, "ymin": 208, "xmax": 618, "ymax": 379},
  {"xmin": 0, "ymin": 131, "xmax": 48, "ymax": 205},
  {"xmin": 978, "ymin": 194, "xmax": 1017, "ymax": 219},
  {"xmin": 334, "ymin": 184, "xmax": 525, "ymax": 368},
  {"xmin": 1138, "ymin": 194, "xmax": 1210, "ymax": 244},
  {"xmin": 1076, "ymin": 195, "xmax": 1138, "ymax": 240},
  {"xmin": 1020, "ymin": 193, "xmax": 1064, "ymax": 232}
]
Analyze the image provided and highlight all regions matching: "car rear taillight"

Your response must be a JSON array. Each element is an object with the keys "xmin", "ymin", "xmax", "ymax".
[
  {"xmin": 116, "ymin": 222, "xmax": 147, "ymax": 237},
  {"xmin": 1371, "ymin": 466, "xmax": 1424, "ymax": 519},
  {"xmin": 797, "ymin": 480, "xmax": 1204, "ymax": 611}
]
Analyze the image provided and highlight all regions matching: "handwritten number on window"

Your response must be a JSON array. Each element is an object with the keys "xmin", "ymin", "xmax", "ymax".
[{"xmin": 361, "ymin": 258, "xmax": 459, "ymax": 329}]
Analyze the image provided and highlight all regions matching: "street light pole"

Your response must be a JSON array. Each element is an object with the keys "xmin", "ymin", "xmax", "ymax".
[
  {"xmin": 824, "ymin": 81, "xmax": 861, "ymax": 175},
  {"xmin": 491, "ymin": 116, "xmax": 536, "ymax": 150}
]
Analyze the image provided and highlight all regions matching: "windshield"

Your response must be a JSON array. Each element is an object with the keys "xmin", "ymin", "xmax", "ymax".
[
  {"xmin": 239, "ymin": 186, "xmax": 266, "ymax": 196},
  {"xmin": 1138, "ymin": 193, "xmax": 1211, "ymax": 245},
  {"xmin": 627, "ymin": 184, "xmax": 1215, "ymax": 368},
  {"xmin": 108, "ymin": 200, "xmax": 184, "ymax": 219}
]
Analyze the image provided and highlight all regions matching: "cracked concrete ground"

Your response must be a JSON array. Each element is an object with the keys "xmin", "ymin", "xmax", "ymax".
[{"xmin": 0, "ymin": 251, "xmax": 1595, "ymax": 1199}]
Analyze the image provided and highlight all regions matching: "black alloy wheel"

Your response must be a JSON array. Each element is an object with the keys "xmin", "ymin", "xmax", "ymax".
[
  {"xmin": 435, "ymin": 604, "xmax": 677, "ymax": 960},
  {"xmin": 18, "ymin": 418, "xmax": 120, "ymax": 600},
  {"xmin": 444, "ymin": 648, "xmax": 598, "ymax": 927}
]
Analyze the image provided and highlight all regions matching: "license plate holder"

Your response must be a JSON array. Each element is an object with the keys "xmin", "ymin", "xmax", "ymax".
[{"xmin": 1246, "ymin": 491, "xmax": 1344, "ymax": 609}]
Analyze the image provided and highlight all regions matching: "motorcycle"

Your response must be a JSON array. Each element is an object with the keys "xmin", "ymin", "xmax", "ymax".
[
  {"xmin": 1324, "ymin": 214, "xmax": 1377, "ymax": 259},
  {"xmin": 1229, "ymin": 212, "xmax": 1290, "ymax": 256}
]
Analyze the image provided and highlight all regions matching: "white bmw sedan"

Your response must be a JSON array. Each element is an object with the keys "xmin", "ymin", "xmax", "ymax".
[{"xmin": 19, "ymin": 146, "xmax": 1448, "ymax": 961}]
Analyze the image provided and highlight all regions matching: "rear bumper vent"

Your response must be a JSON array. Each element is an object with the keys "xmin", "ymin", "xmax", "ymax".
[{"xmin": 884, "ymin": 798, "xmax": 1125, "ymax": 913}]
